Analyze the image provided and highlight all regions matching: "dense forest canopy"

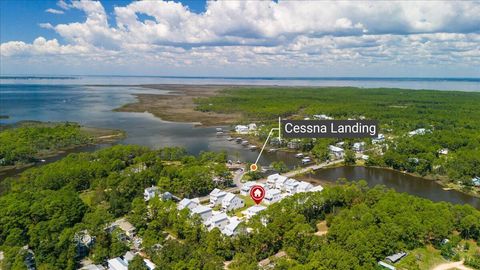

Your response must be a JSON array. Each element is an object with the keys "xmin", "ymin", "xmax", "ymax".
[
  {"xmin": 196, "ymin": 87, "xmax": 480, "ymax": 183},
  {"xmin": 0, "ymin": 122, "xmax": 93, "ymax": 166},
  {"xmin": 0, "ymin": 145, "xmax": 479, "ymax": 269}
]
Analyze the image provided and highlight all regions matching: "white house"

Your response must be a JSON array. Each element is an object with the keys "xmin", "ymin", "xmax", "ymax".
[
  {"xmin": 310, "ymin": 185, "xmax": 324, "ymax": 192},
  {"xmin": 108, "ymin": 257, "xmax": 128, "ymax": 270},
  {"xmin": 353, "ymin": 142, "xmax": 366, "ymax": 152},
  {"xmin": 191, "ymin": 205, "xmax": 213, "ymax": 221},
  {"xmin": 222, "ymin": 193, "xmax": 244, "ymax": 211},
  {"xmin": 206, "ymin": 212, "xmax": 229, "ymax": 230},
  {"xmin": 209, "ymin": 188, "xmax": 227, "ymax": 206},
  {"xmin": 372, "ymin": 133, "xmax": 385, "ymax": 144},
  {"xmin": 297, "ymin": 181, "xmax": 314, "ymax": 193},
  {"xmin": 144, "ymin": 186, "xmax": 159, "ymax": 201},
  {"xmin": 284, "ymin": 179, "xmax": 300, "ymax": 194},
  {"xmin": 313, "ymin": 114, "xmax": 334, "ymax": 120},
  {"xmin": 264, "ymin": 189, "xmax": 282, "ymax": 205},
  {"xmin": 267, "ymin": 173, "xmax": 288, "ymax": 189},
  {"xmin": 408, "ymin": 128, "xmax": 429, "ymax": 136},
  {"xmin": 242, "ymin": 205, "xmax": 267, "ymax": 220},
  {"xmin": 235, "ymin": 125, "xmax": 249, "ymax": 134},
  {"xmin": 177, "ymin": 198, "xmax": 199, "ymax": 211},
  {"xmin": 222, "ymin": 217, "xmax": 242, "ymax": 236},
  {"xmin": 240, "ymin": 181, "xmax": 256, "ymax": 196},
  {"xmin": 329, "ymin": 145, "xmax": 345, "ymax": 159}
]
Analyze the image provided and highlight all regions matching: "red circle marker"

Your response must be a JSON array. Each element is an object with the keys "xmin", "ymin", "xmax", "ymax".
[
  {"xmin": 250, "ymin": 185, "xmax": 265, "ymax": 205},
  {"xmin": 250, "ymin": 164, "xmax": 258, "ymax": 172}
]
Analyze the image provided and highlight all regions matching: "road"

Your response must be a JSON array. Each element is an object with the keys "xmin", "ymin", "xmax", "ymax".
[
  {"xmin": 431, "ymin": 260, "xmax": 473, "ymax": 270},
  {"xmin": 283, "ymin": 159, "xmax": 344, "ymax": 178}
]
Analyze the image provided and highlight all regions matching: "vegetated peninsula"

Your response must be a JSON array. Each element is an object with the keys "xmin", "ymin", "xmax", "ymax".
[
  {"xmin": 0, "ymin": 145, "xmax": 479, "ymax": 269},
  {"xmin": 0, "ymin": 121, "xmax": 124, "ymax": 172}
]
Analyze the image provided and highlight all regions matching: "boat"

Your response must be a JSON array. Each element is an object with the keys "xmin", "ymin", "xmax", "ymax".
[
  {"xmin": 295, "ymin": 153, "xmax": 304, "ymax": 158},
  {"xmin": 301, "ymin": 157, "xmax": 311, "ymax": 164},
  {"xmin": 267, "ymin": 148, "xmax": 278, "ymax": 153},
  {"xmin": 248, "ymin": 145, "xmax": 257, "ymax": 150},
  {"xmin": 226, "ymin": 137, "xmax": 234, "ymax": 141},
  {"xmin": 235, "ymin": 137, "xmax": 242, "ymax": 143},
  {"xmin": 216, "ymin": 131, "xmax": 224, "ymax": 135},
  {"xmin": 241, "ymin": 140, "xmax": 249, "ymax": 146},
  {"xmin": 216, "ymin": 127, "xmax": 223, "ymax": 132}
]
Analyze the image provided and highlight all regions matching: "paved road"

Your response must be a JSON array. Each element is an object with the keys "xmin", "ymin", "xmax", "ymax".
[{"xmin": 283, "ymin": 159, "xmax": 344, "ymax": 178}]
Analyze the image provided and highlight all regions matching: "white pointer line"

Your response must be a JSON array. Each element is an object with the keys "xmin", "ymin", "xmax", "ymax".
[{"xmin": 253, "ymin": 117, "xmax": 282, "ymax": 167}]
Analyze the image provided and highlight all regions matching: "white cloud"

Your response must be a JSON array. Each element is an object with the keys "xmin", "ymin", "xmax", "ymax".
[
  {"xmin": 1, "ymin": 0, "xmax": 480, "ymax": 76},
  {"xmin": 45, "ymin": 8, "xmax": 64, "ymax": 14}
]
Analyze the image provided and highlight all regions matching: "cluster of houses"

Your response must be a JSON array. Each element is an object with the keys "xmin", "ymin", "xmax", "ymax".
[
  {"xmin": 235, "ymin": 123, "xmax": 257, "ymax": 134},
  {"xmin": 107, "ymin": 251, "xmax": 155, "ymax": 270}
]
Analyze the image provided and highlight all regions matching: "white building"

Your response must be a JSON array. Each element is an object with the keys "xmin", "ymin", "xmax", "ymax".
[
  {"xmin": 284, "ymin": 179, "xmax": 300, "ymax": 194},
  {"xmin": 144, "ymin": 186, "xmax": 159, "ymax": 201},
  {"xmin": 297, "ymin": 181, "xmax": 314, "ymax": 193},
  {"xmin": 353, "ymin": 142, "xmax": 366, "ymax": 152},
  {"xmin": 329, "ymin": 145, "xmax": 345, "ymax": 159},
  {"xmin": 242, "ymin": 205, "xmax": 267, "ymax": 219},
  {"xmin": 222, "ymin": 217, "xmax": 242, "ymax": 236},
  {"xmin": 177, "ymin": 198, "xmax": 199, "ymax": 211},
  {"xmin": 222, "ymin": 193, "xmax": 244, "ymax": 211},
  {"xmin": 209, "ymin": 188, "xmax": 227, "ymax": 206},
  {"xmin": 235, "ymin": 125, "xmax": 249, "ymax": 134},
  {"xmin": 267, "ymin": 173, "xmax": 288, "ymax": 189},
  {"xmin": 408, "ymin": 128, "xmax": 429, "ymax": 136},
  {"xmin": 240, "ymin": 181, "xmax": 256, "ymax": 196},
  {"xmin": 108, "ymin": 257, "xmax": 128, "ymax": 270},
  {"xmin": 191, "ymin": 205, "xmax": 213, "ymax": 221},
  {"xmin": 310, "ymin": 185, "xmax": 324, "ymax": 192},
  {"xmin": 206, "ymin": 212, "xmax": 230, "ymax": 231},
  {"xmin": 372, "ymin": 134, "xmax": 385, "ymax": 144},
  {"xmin": 264, "ymin": 189, "xmax": 282, "ymax": 205},
  {"xmin": 313, "ymin": 114, "xmax": 334, "ymax": 120}
]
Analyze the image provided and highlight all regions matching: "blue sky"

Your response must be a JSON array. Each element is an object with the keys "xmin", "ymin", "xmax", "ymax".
[{"xmin": 1, "ymin": 0, "xmax": 479, "ymax": 77}]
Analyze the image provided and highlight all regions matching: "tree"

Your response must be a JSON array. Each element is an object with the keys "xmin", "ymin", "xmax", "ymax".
[
  {"xmin": 344, "ymin": 150, "xmax": 356, "ymax": 165},
  {"xmin": 128, "ymin": 255, "xmax": 148, "ymax": 270},
  {"xmin": 271, "ymin": 161, "xmax": 288, "ymax": 173}
]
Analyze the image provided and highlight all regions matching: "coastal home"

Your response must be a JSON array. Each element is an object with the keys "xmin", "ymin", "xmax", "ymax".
[
  {"xmin": 222, "ymin": 192, "xmax": 244, "ymax": 211},
  {"xmin": 264, "ymin": 189, "xmax": 282, "ymax": 205},
  {"xmin": 209, "ymin": 188, "xmax": 227, "ymax": 206},
  {"xmin": 222, "ymin": 217, "xmax": 242, "ymax": 236},
  {"xmin": 108, "ymin": 257, "xmax": 128, "ymax": 270},
  {"xmin": 109, "ymin": 218, "xmax": 136, "ymax": 238},
  {"xmin": 372, "ymin": 133, "xmax": 385, "ymax": 144},
  {"xmin": 205, "ymin": 212, "xmax": 230, "ymax": 231},
  {"xmin": 240, "ymin": 181, "xmax": 256, "ymax": 196},
  {"xmin": 297, "ymin": 181, "xmax": 313, "ymax": 193},
  {"xmin": 408, "ymin": 128, "xmax": 429, "ymax": 136},
  {"xmin": 284, "ymin": 179, "xmax": 300, "ymax": 194},
  {"xmin": 242, "ymin": 205, "xmax": 267, "ymax": 220},
  {"xmin": 235, "ymin": 125, "xmax": 249, "ymax": 134},
  {"xmin": 385, "ymin": 252, "xmax": 407, "ymax": 264},
  {"xmin": 191, "ymin": 205, "xmax": 213, "ymax": 221},
  {"xmin": 329, "ymin": 145, "xmax": 345, "ymax": 159},
  {"xmin": 310, "ymin": 185, "xmax": 324, "ymax": 192},
  {"xmin": 177, "ymin": 198, "xmax": 199, "ymax": 211},
  {"xmin": 267, "ymin": 173, "xmax": 288, "ymax": 189},
  {"xmin": 472, "ymin": 176, "xmax": 480, "ymax": 187},
  {"xmin": 144, "ymin": 186, "xmax": 159, "ymax": 201},
  {"xmin": 353, "ymin": 142, "xmax": 366, "ymax": 152},
  {"xmin": 313, "ymin": 114, "xmax": 334, "ymax": 120}
]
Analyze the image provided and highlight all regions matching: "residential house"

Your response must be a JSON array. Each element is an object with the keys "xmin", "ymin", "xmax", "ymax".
[
  {"xmin": 372, "ymin": 133, "xmax": 385, "ymax": 144},
  {"xmin": 284, "ymin": 179, "xmax": 300, "ymax": 194},
  {"xmin": 177, "ymin": 198, "xmax": 199, "ymax": 211},
  {"xmin": 264, "ymin": 189, "xmax": 282, "ymax": 205},
  {"xmin": 297, "ymin": 181, "xmax": 313, "ymax": 193},
  {"xmin": 206, "ymin": 212, "xmax": 229, "ymax": 231},
  {"xmin": 222, "ymin": 217, "xmax": 242, "ymax": 236},
  {"xmin": 385, "ymin": 252, "xmax": 407, "ymax": 264},
  {"xmin": 240, "ymin": 181, "xmax": 256, "ymax": 196},
  {"xmin": 242, "ymin": 205, "xmax": 267, "ymax": 219},
  {"xmin": 267, "ymin": 173, "xmax": 287, "ymax": 189},
  {"xmin": 472, "ymin": 176, "xmax": 480, "ymax": 187},
  {"xmin": 329, "ymin": 145, "xmax": 345, "ymax": 159},
  {"xmin": 209, "ymin": 188, "xmax": 227, "ymax": 206},
  {"xmin": 222, "ymin": 193, "xmax": 244, "ymax": 211},
  {"xmin": 110, "ymin": 218, "xmax": 136, "ymax": 238},
  {"xmin": 191, "ymin": 205, "xmax": 213, "ymax": 221},
  {"xmin": 144, "ymin": 186, "xmax": 159, "ymax": 201},
  {"xmin": 108, "ymin": 257, "xmax": 128, "ymax": 270},
  {"xmin": 353, "ymin": 142, "xmax": 366, "ymax": 152},
  {"xmin": 408, "ymin": 128, "xmax": 429, "ymax": 136},
  {"xmin": 235, "ymin": 125, "xmax": 249, "ymax": 134},
  {"xmin": 313, "ymin": 114, "xmax": 334, "ymax": 120}
]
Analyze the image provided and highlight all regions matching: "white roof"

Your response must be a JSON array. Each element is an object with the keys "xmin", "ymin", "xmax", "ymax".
[
  {"xmin": 266, "ymin": 189, "xmax": 281, "ymax": 196},
  {"xmin": 223, "ymin": 218, "xmax": 242, "ymax": 235},
  {"xmin": 178, "ymin": 198, "xmax": 195, "ymax": 209},
  {"xmin": 210, "ymin": 212, "xmax": 229, "ymax": 223},
  {"xmin": 107, "ymin": 258, "xmax": 127, "ymax": 270},
  {"xmin": 241, "ymin": 181, "xmax": 256, "ymax": 190},
  {"xmin": 143, "ymin": 258, "xmax": 156, "ymax": 270},
  {"xmin": 298, "ymin": 181, "xmax": 313, "ymax": 189},
  {"xmin": 210, "ymin": 188, "xmax": 226, "ymax": 197},
  {"xmin": 124, "ymin": 251, "xmax": 135, "ymax": 262},
  {"xmin": 311, "ymin": 185, "xmax": 324, "ymax": 192},
  {"xmin": 246, "ymin": 205, "xmax": 266, "ymax": 214},
  {"xmin": 192, "ymin": 205, "xmax": 212, "ymax": 214},
  {"xmin": 285, "ymin": 179, "xmax": 299, "ymax": 187},
  {"xmin": 144, "ymin": 186, "xmax": 158, "ymax": 193},
  {"xmin": 223, "ymin": 192, "xmax": 236, "ymax": 202},
  {"xmin": 329, "ymin": 145, "xmax": 344, "ymax": 152}
]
